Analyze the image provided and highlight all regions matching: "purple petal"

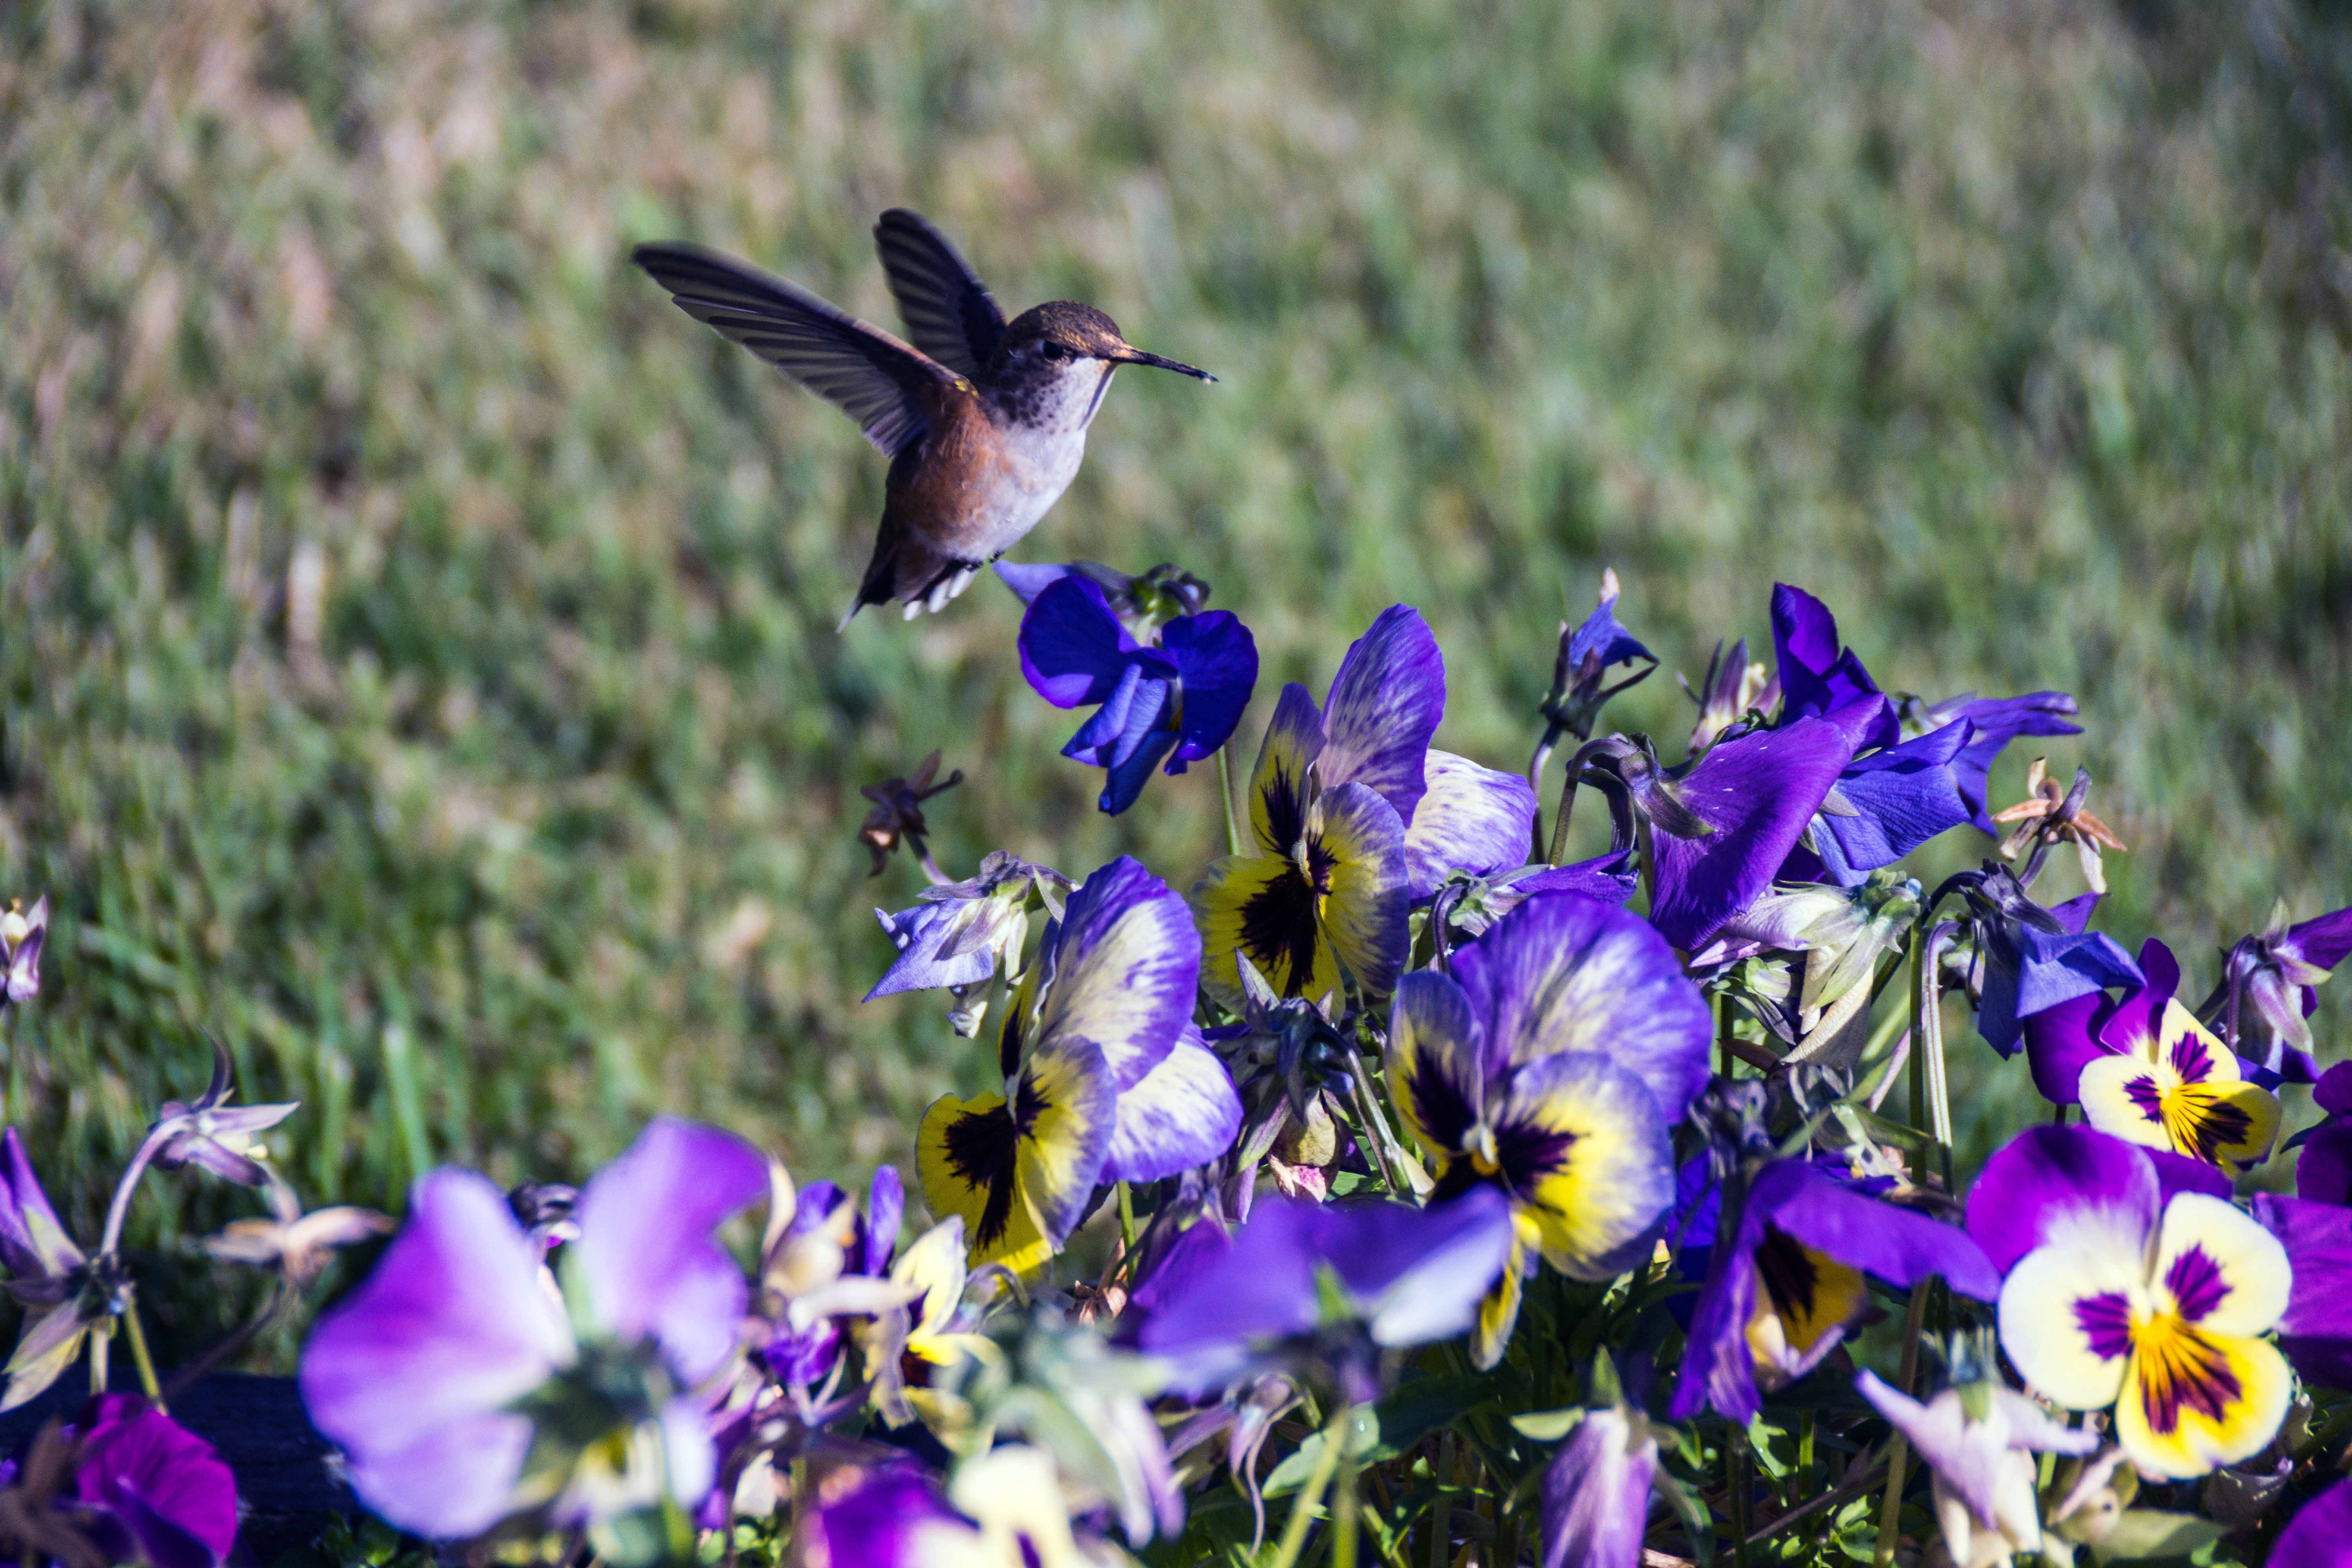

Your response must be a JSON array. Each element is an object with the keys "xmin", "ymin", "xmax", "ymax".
[
  {"xmin": 1389, "ymin": 970, "xmax": 1493, "ymax": 1149},
  {"xmin": 2146, "ymin": 1147, "xmax": 2234, "ymax": 1207},
  {"xmin": 2098, "ymin": 938, "xmax": 2181, "ymax": 1057},
  {"xmin": 298, "ymin": 1170, "xmax": 571, "ymax": 1536},
  {"xmin": 1063, "ymin": 659, "xmax": 1177, "ymax": 771},
  {"xmin": 810, "ymin": 1463, "xmax": 978, "ymax": 1564},
  {"xmin": 1403, "ymin": 751, "xmax": 1538, "ymax": 900},
  {"xmin": 1770, "ymin": 585, "xmax": 1897, "ymax": 750},
  {"xmin": 1964, "ymin": 1125, "xmax": 2158, "ymax": 1277},
  {"xmin": 1039, "ymin": 857, "xmax": 1201, "ymax": 1091},
  {"xmin": 73, "ymin": 1396, "xmax": 238, "ymax": 1565},
  {"xmin": 1939, "ymin": 692, "xmax": 2082, "ymax": 833},
  {"xmin": 1977, "ymin": 924, "xmax": 2144, "ymax": 1058},
  {"xmin": 2048, "ymin": 892, "xmax": 2101, "ymax": 935},
  {"xmin": 1120, "ymin": 1217, "xmax": 1233, "ymax": 1345},
  {"xmin": 865, "ymin": 903, "xmax": 997, "ymax": 1000},
  {"xmin": 862, "ymin": 1166, "xmax": 904, "ymax": 1275},
  {"xmin": 1539, "ymin": 1404, "xmax": 1655, "ymax": 1568},
  {"xmin": 2285, "ymin": 907, "xmax": 2352, "ymax": 975},
  {"xmin": 1161, "ymin": 611, "xmax": 1259, "ymax": 765},
  {"xmin": 573, "ymin": 1118, "xmax": 765, "ymax": 1383},
  {"xmin": 2300, "ymin": 1122, "xmax": 2352, "ymax": 1206},
  {"xmin": 1447, "ymin": 892, "xmax": 1713, "ymax": 1122},
  {"xmin": 993, "ymin": 561, "xmax": 1080, "ymax": 606},
  {"xmin": 1318, "ymin": 605, "xmax": 1446, "ymax": 827},
  {"xmin": 2318, "ymin": 1062, "xmax": 2352, "ymax": 1119},
  {"xmin": 1565, "ymin": 584, "xmax": 1652, "ymax": 671},
  {"xmin": 1764, "ymin": 1161, "xmax": 1999, "ymax": 1301},
  {"xmin": 1332, "ymin": 1187, "xmax": 1515, "ymax": 1347},
  {"xmin": 1809, "ymin": 722, "xmax": 1974, "ymax": 887},
  {"xmin": 2273, "ymin": 1477, "xmax": 2352, "ymax": 1568},
  {"xmin": 1017, "ymin": 576, "xmax": 1146, "ymax": 708},
  {"xmin": 2024, "ymin": 993, "xmax": 2117, "ymax": 1105},
  {"xmin": 2253, "ymin": 1195, "xmax": 2352, "ymax": 1389},
  {"xmin": 1102, "ymin": 1031, "xmax": 1243, "ymax": 1184},
  {"xmin": 1496, "ymin": 851, "xmax": 1639, "ymax": 909},
  {"xmin": 1647, "ymin": 716, "xmax": 1855, "ymax": 952},
  {"xmin": 1137, "ymin": 1200, "xmax": 1325, "ymax": 1394},
  {"xmin": 0, "ymin": 1127, "xmax": 82, "ymax": 1280}
]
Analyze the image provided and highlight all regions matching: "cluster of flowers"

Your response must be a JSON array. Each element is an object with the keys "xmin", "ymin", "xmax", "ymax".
[{"xmin": 3, "ymin": 569, "xmax": 2352, "ymax": 1567}]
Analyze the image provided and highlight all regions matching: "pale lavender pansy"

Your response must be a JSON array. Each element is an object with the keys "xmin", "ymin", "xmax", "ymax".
[
  {"xmin": 1538, "ymin": 1401, "xmax": 1655, "ymax": 1568},
  {"xmin": 1854, "ymin": 1370, "xmax": 2098, "ymax": 1566}
]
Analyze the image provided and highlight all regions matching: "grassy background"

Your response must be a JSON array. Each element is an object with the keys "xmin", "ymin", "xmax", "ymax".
[{"xmin": 3, "ymin": 0, "xmax": 2349, "ymax": 1365}]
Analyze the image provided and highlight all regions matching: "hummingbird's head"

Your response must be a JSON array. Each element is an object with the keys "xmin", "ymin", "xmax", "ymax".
[{"xmin": 995, "ymin": 303, "xmax": 1216, "ymax": 384}]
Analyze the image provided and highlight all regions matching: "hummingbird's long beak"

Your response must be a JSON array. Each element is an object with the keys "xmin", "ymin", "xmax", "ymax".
[{"xmin": 1107, "ymin": 346, "xmax": 1217, "ymax": 382}]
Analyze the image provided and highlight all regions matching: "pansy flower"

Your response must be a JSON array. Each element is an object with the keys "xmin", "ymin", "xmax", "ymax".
[
  {"xmin": 1531, "ymin": 569, "xmax": 1656, "ymax": 760},
  {"xmin": 2249, "ymin": 1193, "xmax": 2352, "ymax": 1391},
  {"xmin": 808, "ymin": 1446, "xmax": 1118, "ymax": 1568},
  {"xmin": 866, "ymin": 852, "xmax": 1069, "ymax": 1003},
  {"xmin": 39, "ymin": 1394, "xmax": 241, "ymax": 1568},
  {"xmin": 0, "ymin": 897, "xmax": 46, "ymax": 1009},
  {"xmin": 2287, "ymin": 1062, "xmax": 2352, "ymax": 1205},
  {"xmin": 1385, "ymin": 892, "xmax": 1712, "ymax": 1365},
  {"xmin": 919, "ymin": 858, "xmax": 1233, "ymax": 1274},
  {"xmin": 298, "ymin": 1117, "xmax": 767, "ymax": 1538},
  {"xmin": 759, "ymin": 1166, "xmax": 906, "ymax": 1390},
  {"xmin": 2274, "ymin": 1477, "xmax": 2352, "ymax": 1566},
  {"xmin": 2040, "ymin": 940, "xmax": 2281, "ymax": 1168},
  {"xmin": 1967, "ymin": 1125, "xmax": 2292, "ymax": 1479},
  {"xmin": 1854, "ymin": 1367, "xmax": 2099, "ymax": 1567},
  {"xmin": 1669, "ymin": 1158, "xmax": 1998, "ymax": 1424},
  {"xmin": 1192, "ymin": 606, "xmax": 1534, "ymax": 1005},
  {"xmin": 1015, "ymin": 575, "xmax": 1258, "ymax": 814}
]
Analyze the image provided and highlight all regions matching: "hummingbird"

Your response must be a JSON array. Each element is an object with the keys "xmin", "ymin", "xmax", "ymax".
[{"xmin": 632, "ymin": 211, "xmax": 1216, "ymax": 627}]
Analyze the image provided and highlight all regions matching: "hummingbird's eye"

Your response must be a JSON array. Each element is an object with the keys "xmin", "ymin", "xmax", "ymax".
[{"xmin": 1041, "ymin": 342, "xmax": 1071, "ymax": 362}]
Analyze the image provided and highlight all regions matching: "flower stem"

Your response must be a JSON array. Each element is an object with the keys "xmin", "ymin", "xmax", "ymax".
[
  {"xmin": 1117, "ymin": 1182, "xmax": 1138, "ymax": 1253},
  {"xmin": 1270, "ymin": 1401, "xmax": 1350, "ymax": 1568},
  {"xmin": 1334, "ymin": 1405, "xmax": 1362, "ymax": 1568},
  {"xmin": 120, "ymin": 1294, "xmax": 165, "ymax": 1410},
  {"xmin": 1872, "ymin": 1284, "xmax": 1933, "ymax": 1567},
  {"xmin": 1546, "ymin": 761, "xmax": 1579, "ymax": 867},
  {"xmin": 99, "ymin": 1123, "xmax": 175, "ymax": 1258},
  {"xmin": 1217, "ymin": 744, "xmax": 1247, "ymax": 857}
]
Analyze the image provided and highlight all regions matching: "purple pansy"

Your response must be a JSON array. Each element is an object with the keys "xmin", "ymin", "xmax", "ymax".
[
  {"xmin": 1016, "ymin": 575, "xmax": 1258, "ymax": 814},
  {"xmin": 1643, "ymin": 716, "xmax": 1855, "ymax": 952},
  {"xmin": 762, "ymin": 1166, "xmax": 903, "ymax": 1389},
  {"xmin": 299, "ymin": 1117, "xmax": 766, "ymax": 1538},
  {"xmin": 1854, "ymin": 1370, "xmax": 2098, "ymax": 1566},
  {"xmin": 1538, "ymin": 1400, "xmax": 1655, "ymax": 1568},
  {"xmin": 2274, "ymin": 1476, "xmax": 2352, "ymax": 1565},
  {"xmin": 1138, "ymin": 1189, "xmax": 1513, "ymax": 1404},
  {"xmin": 2250, "ymin": 1194, "xmax": 2352, "ymax": 1390},
  {"xmin": 1668, "ymin": 1159, "xmax": 1999, "ymax": 1425},
  {"xmin": 2290, "ymin": 1062, "xmax": 2352, "ymax": 1204},
  {"xmin": 68, "ymin": 1394, "xmax": 240, "ymax": 1568}
]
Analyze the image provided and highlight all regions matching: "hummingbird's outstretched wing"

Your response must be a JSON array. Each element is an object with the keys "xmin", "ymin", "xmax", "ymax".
[
  {"xmin": 633, "ymin": 242, "xmax": 949, "ymax": 457},
  {"xmin": 872, "ymin": 209, "xmax": 1007, "ymax": 382}
]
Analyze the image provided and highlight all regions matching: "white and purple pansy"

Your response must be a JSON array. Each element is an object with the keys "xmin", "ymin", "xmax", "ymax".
[{"xmin": 1967, "ymin": 1125, "xmax": 2293, "ymax": 1479}]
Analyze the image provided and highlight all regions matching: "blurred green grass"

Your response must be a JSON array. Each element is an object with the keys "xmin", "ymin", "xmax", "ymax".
[{"xmin": 2, "ymin": 0, "xmax": 2349, "ymax": 1365}]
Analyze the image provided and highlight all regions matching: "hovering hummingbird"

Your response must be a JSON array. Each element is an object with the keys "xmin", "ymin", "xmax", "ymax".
[{"xmin": 633, "ymin": 211, "xmax": 1216, "ymax": 626}]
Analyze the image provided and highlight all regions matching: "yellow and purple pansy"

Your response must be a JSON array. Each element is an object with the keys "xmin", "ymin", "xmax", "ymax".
[
  {"xmin": 1967, "ymin": 1125, "xmax": 2293, "ymax": 1479},
  {"xmin": 1191, "ymin": 606, "xmax": 1534, "ymax": 1007},
  {"xmin": 2029, "ymin": 939, "xmax": 2281, "ymax": 1168},
  {"xmin": 1384, "ymin": 891, "xmax": 1713, "ymax": 1366},
  {"xmin": 918, "ymin": 857, "xmax": 1238, "ymax": 1275}
]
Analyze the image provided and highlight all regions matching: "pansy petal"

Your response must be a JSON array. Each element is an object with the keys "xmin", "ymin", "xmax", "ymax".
[
  {"xmin": 864, "ymin": 1166, "xmax": 905, "ymax": 1275},
  {"xmin": 1340, "ymin": 1188, "xmax": 1515, "ymax": 1347},
  {"xmin": 1966, "ymin": 1125, "xmax": 2160, "ymax": 1277},
  {"xmin": 2023, "ymin": 993, "xmax": 2117, "ymax": 1106},
  {"xmin": 2151, "ymin": 1192, "xmax": 2288, "ymax": 1337},
  {"xmin": 916, "ymin": 1093, "xmax": 1051, "ymax": 1276},
  {"xmin": 2078, "ymin": 1055, "xmax": 2278, "ymax": 1168},
  {"xmin": 1448, "ymin": 892, "xmax": 1713, "ymax": 1122},
  {"xmin": 1385, "ymin": 971, "xmax": 1490, "ymax": 1159},
  {"xmin": 1318, "ymin": 605, "xmax": 1445, "ymax": 826},
  {"xmin": 2115, "ymin": 1327, "xmax": 2292, "ymax": 1480},
  {"xmin": 1469, "ymin": 1231, "xmax": 1528, "ymax": 1373},
  {"xmin": 2298, "ymin": 1121, "xmax": 2352, "ymax": 1206},
  {"xmin": 1040, "ymin": 857, "xmax": 1200, "ymax": 1091},
  {"xmin": 866, "ymin": 903, "xmax": 998, "ymax": 1000},
  {"xmin": 0, "ymin": 1127, "xmax": 83, "ymax": 1280},
  {"xmin": 573, "ymin": 1118, "xmax": 764, "ymax": 1382},
  {"xmin": 1943, "ymin": 691, "xmax": 2082, "ymax": 833},
  {"xmin": 1014, "ymin": 1034, "xmax": 1117, "ymax": 1251},
  {"xmin": 1311, "ymin": 781, "xmax": 1412, "ymax": 999},
  {"xmin": 811, "ymin": 1464, "xmax": 982, "ymax": 1566},
  {"xmin": 1762, "ymin": 1162, "xmax": 2000, "ymax": 1301},
  {"xmin": 1809, "ymin": 722, "xmax": 1974, "ymax": 887},
  {"xmin": 2250, "ymin": 1194, "xmax": 2352, "ymax": 1390},
  {"xmin": 2274, "ymin": 1478, "xmax": 2352, "ymax": 1568},
  {"xmin": 2285, "ymin": 907, "xmax": 2352, "ymax": 974},
  {"xmin": 1489, "ymin": 851, "xmax": 1639, "ymax": 910},
  {"xmin": 1103, "ymin": 1032, "xmax": 1243, "ymax": 1184},
  {"xmin": 1248, "ymin": 683, "xmax": 1327, "ymax": 855},
  {"xmin": 1539, "ymin": 1402, "xmax": 1657, "ymax": 1568},
  {"xmin": 1017, "ymin": 576, "xmax": 1143, "ymax": 708},
  {"xmin": 339, "ymin": 1413, "xmax": 538, "ymax": 1540},
  {"xmin": 299, "ymin": 1170, "xmax": 573, "ymax": 1473},
  {"xmin": 1770, "ymin": 585, "xmax": 1897, "ymax": 749},
  {"xmin": 1998, "ymin": 1242, "xmax": 2140, "ymax": 1410},
  {"xmin": 2100, "ymin": 939, "xmax": 2182, "ymax": 1058},
  {"xmin": 1136, "ymin": 1201, "xmax": 1324, "ymax": 1394},
  {"xmin": 1191, "ymin": 854, "xmax": 1342, "ymax": 1009},
  {"xmin": 1162, "ymin": 611, "xmax": 1260, "ymax": 765},
  {"xmin": 1490, "ymin": 1053, "xmax": 1675, "ymax": 1281},
  {"xmin": 1403, "ymin": 751, "xmax": 1537, "ymax": 900},
  {"xmin": 1647, "ymin": 715, "xmax": 1855, "ymax": 952}
]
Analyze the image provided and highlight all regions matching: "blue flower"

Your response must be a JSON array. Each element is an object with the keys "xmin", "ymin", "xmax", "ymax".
[{"xmin": 1016, "ymin": 576, "xmax": 1258, "ymax": 815}]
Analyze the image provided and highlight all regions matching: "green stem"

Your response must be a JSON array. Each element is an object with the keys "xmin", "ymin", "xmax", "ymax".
[
  {"xmin": 1334, "ymin": 1406, "xmax": 1362, "ymax": 1568},
  {"xmin": 1728, "ymin": 1428, "xmax": 1752, "ymax": 1568},
  {"xmin": 1873, "ymin": 1285, "xmax": 1933, "ymax": 1567},
  {"xmin": 120, "ymin": 1295, "xmax": 165, "ymax": 1410},
  {"xmin": 88, "ymin": 1325, "xmax": 109, "ymax": 1397},
  {"xmin": 1216, "ymin": 744, "xmax": 1247, "ymax": 857},
  {"xmin": 1116, "ymin": 1182, "xmax": 1138, "ymax": 1254},
  {"xmin": 1270, "ymin": 1402, "xmax": 1350, "ymax": 1568},
  {"xmin": 1545, "ymin": 760, "xmax": 1578, "ymax": 867}
]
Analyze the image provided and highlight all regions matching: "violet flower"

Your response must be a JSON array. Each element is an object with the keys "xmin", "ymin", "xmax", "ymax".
[
  {"xmin": 67, "ymin": 1394, "xmax": 239, "ymax": 1568},
  {"xmin": 1138, "ymin": 1189, "xmax": 1513, "ymax": 1405},
  {"xmin": 2288, "ymin": 1061, "xmax": 2352, "ymax": 1205},
  {"xmin": 2216, "ymin": 899, "xmax": 2352, "ymax": 1068},
  {"xmin": 1854, "ymin": 1368, "xmax": 2098, "ymax": 1566},
  {"xmin": 1537, "ymin": 1367, "xmax": 1658, "ymax": 1568},
  {"xmin": 996, "ymin": 559, "xmax": 1211, "ymax": 633},
  {"xmin": 2250, "ymin": 1193, "xmax": 2352, "ymax": 1392},
  {"xmin": 1530, "ymin": 569, "xmax": 1656, "ymax": 775},
  {"xmin": 0, "ymin": 898, "xmax": 47, "ymax": 1009},
  {"xmin": 2274, "ymin": 1476, "xmax": 2352, "ymax": 1565},
  {"xmin": 0, "ymin": 1127, "xmax": 98, "ymax": 1413},
  {"xmin": 298, "ymin": 1116, "xmax": 766, "ymax": 1539},
  {"xmin": 1669, "ymin": 1158, "xmax": 1999, "ymax": 1425},
  {"xmin": 759, "ymin": 1166, "xmax": 905, "ymax": 1390},
  {"xmin": 1387, "ymin": 892, "xmax": 1711, "ymax": 1365},
  {"xmin": 1953, "ymin": 871, "xmax": 2140, "ymax": 1058},
  {"xmin": 146, "ymin": 1043, "xmax": 299, "ymax": 1189},
  {"xmin": 865, "ymin": 851, "xmax": 1069, "ymax": 1003},
  {"xmin": 1770, "ymin": 584, "xmax": 1899, "ymax": 751},
  {"xmin": 1016, "ymin": 575, "xmax": 1258, "ymax": 814},
  {"xmin": 806, "ymin": 1446, "xmax": 1112, "ymax": 1568}
]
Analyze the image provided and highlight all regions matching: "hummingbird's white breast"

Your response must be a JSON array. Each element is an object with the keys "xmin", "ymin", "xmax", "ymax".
[{"xmin": 960, "ymin": 363, "xmax": 1118, "ymax": 562}]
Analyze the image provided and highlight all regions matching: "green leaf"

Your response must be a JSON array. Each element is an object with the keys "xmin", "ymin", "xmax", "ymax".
[
  {"xmin": 1510, "ymin": 1408, "xmax": 1585, "ymax": 1441},
  {"xmin": 2093, "ymin": 1510, "xmax": 2230, "ymax": 1563}
]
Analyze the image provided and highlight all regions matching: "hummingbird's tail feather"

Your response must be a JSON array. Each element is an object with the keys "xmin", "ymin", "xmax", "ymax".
[{"xmin": 838, "ymin": 516, "xmax": 981, "ymax": 630}]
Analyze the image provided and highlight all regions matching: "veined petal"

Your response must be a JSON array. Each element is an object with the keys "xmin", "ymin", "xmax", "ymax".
[
  {"xmin": 1248, "ymin": 684, "xmax": 1326, "ymax": 855},
  {"xmin": 1385, "ymin": 971, "xmax": 1489, "ymax": 1160},
  {"xmin": 1192, "ymin": 854, "xmax": 1341, "ymax": 1009},
  {"xmin": 1162, "ymin": 611, "xmax": 1259, "ymax": 766},
  {"xmin": 1745, "ymin": 1226, "xmax": 1867, "ymax": 1387},
  {"xmin": 1103, "ymin": 1032, "xmax": 1242, "ymax": 1184},
  {"xmin": 1017, "ymin": 576, "xmax": 1145, "ymax": 708},
  {"xmin": 2078, "ymin": 1055, "xmax": 2278, "ymax": 1168},
  {"xmin": 1490, "ymin": 1053, "xmax": 1675, "ymax": 1281},
  {"xmin": 573, "ymin": 1118, "xmax": 765, "ymax": 1383},
  {"xmin": 1309, "ymin": 782, "xmax": 1412, "ymax": 999},
  {"xmin": 1647, "ymin": 715, "xmax": 1854, "ymax": 952},
  {"xmin": 1998, "ymin": 1241, "xmax": 2143, "ymax": 1410},
  {"xmin": 1318, "ymin": 605, "xmax": 1445, "ymax": 826},
  {"xmin": 917, "ymin": 1093, "xmax": 1051, "ymax": 1276},
  {"xmin": 1966, "ymin": 1125, "xmax": 2161, "ymax": 1277},
  {"xmin": 1013, "ymin": 1034, "xmax": 1116, "ymax": 1252},
  {"xmin": 2274, "ymin": 1478, "xmax": 2352, "ymax": 1566},
  {"xmin": 1402, "ymin": 751, "xmax": 1537, "ymax": 900},
  {"xmin": 1038, "ymin": 857, "xmax": 1200, "ymax": 1091},
  {"xmin": 1538, "ymin": 1401, "xmax": 1656, "ymax": 1568},
  {"xmin": 2252, "ymin": 1194, "xmax": 2352, "ymax": 1390},
  {"xmin": 2116, "ymin": 1325, "xmax": 2292, "ymax": 1479},
  {"xmin": 1762, "ymin": 1162, "xmax": 2000, "ymax": 1302},
  {"xmin": 1469, "ymin": 1227, "xmax": 1529, "ymax": 1372},
  {"xmin": 1448, "ymin": 893, "xmax": 1713, "ymax": 1123},
  {"xmin": 2151, "ymin": 1193, "xmax": 2288, "ymax": 1337}
]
